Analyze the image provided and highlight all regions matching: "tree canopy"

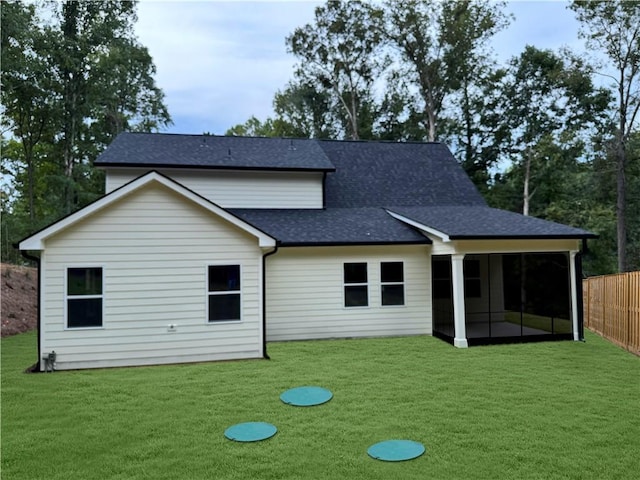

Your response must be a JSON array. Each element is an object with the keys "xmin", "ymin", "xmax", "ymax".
[
  {"xmin": 1, "ymin": 0, "xmax": 171, "ymax": 263},
  {"xmin": 227, "ymin": 0, "xmax": 639, "ymax": 273},
  {"xmin": 3, "ymin": 0, "xmax": 639, "ymax": 274}
]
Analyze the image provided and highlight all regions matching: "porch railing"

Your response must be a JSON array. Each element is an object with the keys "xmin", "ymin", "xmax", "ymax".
[{"xmin": 583, "ymin": 271, "xmax": 640, "ymax": 356}]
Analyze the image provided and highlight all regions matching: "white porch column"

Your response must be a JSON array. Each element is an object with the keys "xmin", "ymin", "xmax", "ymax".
[
  {"xmin": 451, "ymin": 253, "xmax": 468, "ymax": 348},
  {"xmin": 569, "ymin": 250, "xmax": 580, "ymax": 341}
]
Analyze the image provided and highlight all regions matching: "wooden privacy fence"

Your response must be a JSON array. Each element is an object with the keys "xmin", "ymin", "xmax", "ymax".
[{"xmin": 583, "ymin": 271, "xmax": 640, "ymax": 355}]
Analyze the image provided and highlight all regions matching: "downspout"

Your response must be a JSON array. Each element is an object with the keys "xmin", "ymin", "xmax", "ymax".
[
  {"xmin": 18, "ymin": 249, "xmax": 42, "ymax": 372},
  {"xmin": 262, "ymin": 242, "xmax": 280, "ymax": 359}
]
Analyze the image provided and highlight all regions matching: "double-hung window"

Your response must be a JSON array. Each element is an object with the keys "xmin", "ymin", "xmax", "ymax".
[
  {"xmin": 344, "ymin": 262, "xmax": 368, "ymax": 307},
  {"xmin": 208, "ymin": 265, "xmax": 241, "ymax": 322},
  {"xmin": 67, "ymin": 267, "xmax": 103, "ymax": 328},
  {"xmin": 381, "ymin": 262, "xmax": 405, "ymax": 306}
]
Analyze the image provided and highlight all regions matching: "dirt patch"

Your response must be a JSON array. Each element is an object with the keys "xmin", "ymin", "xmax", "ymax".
[{"xmin": 1, "ymin": 263, "xmax": 38, "ymax": 337}]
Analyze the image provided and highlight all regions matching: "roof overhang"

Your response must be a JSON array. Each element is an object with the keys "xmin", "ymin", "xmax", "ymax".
[
  {"xmin": 386, "ymin": 208, "xmax": 597, "ymax": 242},
  {"xmin": 19, "ymin": 171, "xmax": 277, "ymax": 251},
  {"xmin": 385, "ymin": 210, "xmax": 451, "ymax": 242},
  {"xmin": 95, "ymin": 163, "xmax": 335, "ymax": 173}
]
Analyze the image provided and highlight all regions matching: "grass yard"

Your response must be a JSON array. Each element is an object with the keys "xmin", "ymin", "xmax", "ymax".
[{"xmin": 2, "ymin": 331, "xmax": 639, "ymax": 480}]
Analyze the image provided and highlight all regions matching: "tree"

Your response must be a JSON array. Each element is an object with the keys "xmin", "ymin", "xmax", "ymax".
[
  {"xmin": 273, "ymin": 80, "xmax": 339, "ymax": 139},
  {"xmin": 45, "ymin": 0, "xmax": 171, "ymax": 213},
  {"xmin": 226, "ymin": 115, "xmax": 299, "ymax": 138},
  {"xmin": 286, "ymin": 0, "xmax": 386, "ymax": 140},
  {"xmin": 571, "ymin": 0, "xmax": 640, "ymax": 272},
  {"xmin": 495, "ymin": 46, "xmax": 610, "ymax": 216},
  {"xmin": 384, "ymin": 0, "xmax": 509, "ymax": 142},
  {"xmin": 1, "ymin": 0, "xmax": 171, "ymax": 262},
  {"xmin": 1, "ymin": 1, "xmax": 56, "ymax": 227}
]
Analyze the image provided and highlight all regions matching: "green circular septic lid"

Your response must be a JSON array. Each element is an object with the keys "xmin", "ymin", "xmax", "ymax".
[
  {"xmin": 367, "ymin": 440, "xmax": 426, "ymax": 462},
  {"xmin": 224, "ymin": 422, "xmax": 277, "ymax": 442},
  {"xmin": 280, "ymin": 386, "xmax": 333, "ymax": 407}
]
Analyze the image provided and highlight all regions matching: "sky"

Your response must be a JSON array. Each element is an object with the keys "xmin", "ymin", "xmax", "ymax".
[{"xmin": 134, "ymin": 0, "xmax": 586, "ymax": 136}]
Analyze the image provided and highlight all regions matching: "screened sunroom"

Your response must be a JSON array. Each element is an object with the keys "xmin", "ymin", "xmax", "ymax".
[{"xmin": 432, "ymin": 252, "xmax": 581, "ymax": 346}]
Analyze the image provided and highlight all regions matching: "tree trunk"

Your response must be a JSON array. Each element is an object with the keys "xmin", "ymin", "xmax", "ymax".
[
  {"xmin": 427, "ymin": 108, "xmax": 436, "ymax": 142},
  {"xmin": 616, "ymin": 140, "xmax": 627, "ymax": 272},
  {"xmin": 350, "ymin": 92, "xmax": 359, "ymax": 140},
  {"xmin": 616, "ymin": 71, "xmax": 627, "ymax": 273},
  {"xmin": 463, "ymin": 80, "xmax": 473, "ymax": 172}
]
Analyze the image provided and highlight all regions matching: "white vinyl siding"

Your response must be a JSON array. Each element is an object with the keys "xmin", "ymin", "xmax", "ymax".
[
  {"xmin": 105, "ymin": 168, "xmax": 324, "ymax": 209},
  {"xmin": 265, "ymin": 246, "xmax": 431, "ymax": 341},
  {"xmin": 39, "ymin": 183, "xmax": 264, "ymax": 370}
]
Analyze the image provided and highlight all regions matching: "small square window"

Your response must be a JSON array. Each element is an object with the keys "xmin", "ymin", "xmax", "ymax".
[
  {"xmin": 68, "ymin": 268, "xmax": 102, "ymax": 296},
  {"xmin": 344, "ymin": 263, "xmax": 367, "ymax": 284},
  {"xmin": 208, "ymin": 265, "xmax": 240, "ymax": 292},
  {"xmin": 381, "ymin": 262, "xmax": 403, "ymax": 283},
  {"xmin": 209, "ymin": 294, "xmax": 241, "ymax": 322}
]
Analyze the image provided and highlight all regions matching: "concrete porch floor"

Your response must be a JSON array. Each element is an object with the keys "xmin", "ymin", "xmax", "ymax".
[
  {"xmin": 435, "ymin": 321, "xmax": 552, "ymax": 339},
  {"xmin": 466, "ymin": 321, "xmax": 551, "ymax": 338}
]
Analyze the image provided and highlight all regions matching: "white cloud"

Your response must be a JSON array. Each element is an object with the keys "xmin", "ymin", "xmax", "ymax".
[
  {"xmin": 135, "ymin": 0, "xmax": 587, "ymax": 135},
  {"xmin": 135, "ymin": 0, "xmax": 321, "ymax": 133}
]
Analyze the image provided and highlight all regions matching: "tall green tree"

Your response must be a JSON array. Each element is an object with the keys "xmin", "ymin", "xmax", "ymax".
[
  {"xmin": 1, "ymin": 1, "xmax": 56, "ymax": 227},
  {"xmin": 273, "ymin": 80, "xmax": 339, "ymax": 139},
  {"xmin": 225, "ymin": 115, "xmax": 300, "ymax": 138},
  {"xmin": 1, "ymin": 0, "xmax": 171, "ymax": 262},
  {"xmin": 492, "ymin": 47, "xmax": 610, "ymax": 216},
  {"xmin": 384, "ymin": 0, "xmax": 509, "ymax": 143},
  {"xmin": 571, "ymin": 0, "xmax": 640, "ymax": 272},
  {"xmin": 286, "ymin": 0, "xmax": 386, "ymax": 140},
  {"xmin": 46, "ymin": 0, "xmax": 171, "ymax": 213}
]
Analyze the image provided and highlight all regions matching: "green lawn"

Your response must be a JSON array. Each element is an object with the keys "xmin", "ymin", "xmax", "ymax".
[{"xmin": 2, "ymin": 331, "xmax": 639, "ymax": 480}]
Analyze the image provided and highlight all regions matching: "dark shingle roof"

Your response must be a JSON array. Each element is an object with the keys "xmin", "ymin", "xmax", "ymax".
[
  {"xmin": 95, "ymin": 132, "xmax": 335, "ymax": 172},
  {"xmin": 320, "ymin": 140, "xmax": 486, "ymax": 208},
  {"xmin": 232, "ymin": 208, "xmax": 429, "ymax": 246},
  {"xmin": 95, "ymin": 133, "xmax": 593, "ymax": 244},
  {"xmin": 388, "ymin": 206, "xmax": 596, "ymax": 239}
]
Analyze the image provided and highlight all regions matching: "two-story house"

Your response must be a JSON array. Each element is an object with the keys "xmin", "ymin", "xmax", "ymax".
[{"xmin": 19, "ymin": 133, "xmax": 594, "ymax": 370}]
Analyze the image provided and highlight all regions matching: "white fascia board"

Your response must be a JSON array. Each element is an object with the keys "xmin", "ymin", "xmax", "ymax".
[
  {"xmin": 19, "ymin": 171, "xmax": 276, "ymax": 251},
  {"xmin": 385, "ymin": 210, "xmax": 450, "ymax": 242}
]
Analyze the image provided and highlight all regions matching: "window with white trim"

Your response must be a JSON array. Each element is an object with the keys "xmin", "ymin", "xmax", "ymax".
[
  {"xmin": 381, "ymin": 262, "xmax": 405, "ymax": 306},
  {"xmin": 67, "ymin": 267, "xmax": 103, "ymax": 328},
  {"xmin": 208, "ymin": 265, "xmax": 241, "ymax": 322},
  {"xmin": 344, "ymin": 262, "xmax": 368, "ymax": 307}
]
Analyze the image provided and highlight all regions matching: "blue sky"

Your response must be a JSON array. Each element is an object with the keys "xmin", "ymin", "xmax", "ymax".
[{"xmin": 135, "ymin": 0, "xmax": 585, "ymax": 135}]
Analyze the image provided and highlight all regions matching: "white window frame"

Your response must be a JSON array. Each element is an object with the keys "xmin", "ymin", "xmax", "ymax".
[
  {"xmin": 206, "ymin": 263, "xmax": 242, "ymax": 323},
  {"xmin": 343, "ymin": 262, "xmax": 369, "ymax": 309},
  {"xmin": 380, "ymin": 261, "xmax": 406, "ymax": 307},
  {"xmin": 64, "ymin": 265, "xmax": 104, "ymax": 330}
]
